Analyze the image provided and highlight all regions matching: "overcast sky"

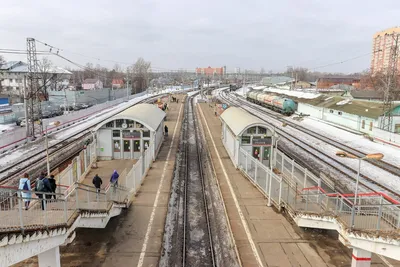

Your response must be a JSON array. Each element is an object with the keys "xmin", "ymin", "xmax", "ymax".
[{"xmin": 1, "ymin": 0, "xmax": 400, "ymax": 73}]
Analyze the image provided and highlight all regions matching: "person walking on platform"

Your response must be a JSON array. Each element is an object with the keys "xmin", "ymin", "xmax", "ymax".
[
  {"xmin": 110, "ymin": 170, "xmax": 119, "ymax": 193},
  {"xmin": 35, "ymin": 172, "xmax": 52, "ymax": 210},
  {"xmin": 164, "ymin": 125, "xmax": 169, "ymax": 137},
  {"xmin": 48, "ymin": 175, "xmax": 57, "ymax": 199},
  {"xmin": 18, "ymin": 173, "xmax": 32, "ymax": 210},
  {"xmin": 93, "ymin": 174, "xmax": 103, "ymax": 199}
]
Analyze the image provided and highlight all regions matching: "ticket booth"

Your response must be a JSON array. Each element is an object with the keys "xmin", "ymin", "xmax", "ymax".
[{"xmin": 252, "ymin": 136, "xmax": 272, "ymax": 167}]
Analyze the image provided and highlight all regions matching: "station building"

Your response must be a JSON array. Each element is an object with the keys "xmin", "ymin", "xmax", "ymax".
[
  {"xmin": 94, "ymin": 103, "xmax": 166, "ymax": 160},
  {"xmin": 220, "ymin": 107, "xmax": 273, "ymax": 167}
]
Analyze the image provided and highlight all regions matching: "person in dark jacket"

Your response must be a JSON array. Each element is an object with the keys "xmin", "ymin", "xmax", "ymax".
[
  {"xmin": 93, "ymin": 174, "xmax": 103, "ymax": 194},
  {"xmin": 164, "ymin": 125, "xmax": 169, "ymax": 137},
  {"xmin": 35, "ymin": 172, "xmax": 52, "ymax": 210},
  {"xmin": 110, "ymin": 170, "xmax": 119, "ymax": 193},
  {"xmin": 48, "ymin": 175, "xmax": 57, "ymax": 199}
]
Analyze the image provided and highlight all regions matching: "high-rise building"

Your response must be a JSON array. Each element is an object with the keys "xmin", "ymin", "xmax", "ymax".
[{"xmin": 371, "ymin": 27, "xmax": 400, "ymax": 74}]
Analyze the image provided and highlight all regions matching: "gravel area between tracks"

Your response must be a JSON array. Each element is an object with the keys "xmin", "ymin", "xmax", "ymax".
[{"xmin": 160, "ymin": 94, "xmax": 239, "ymax": 267}]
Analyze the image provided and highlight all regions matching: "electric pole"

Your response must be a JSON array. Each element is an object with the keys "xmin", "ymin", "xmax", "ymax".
[
  {"xmin": 26, "ymin": 38, "xmax": 40, "ymax": 138},
  {"xmin": 380, "ymin": 33, "xmax": 399, "ymax": 132}
]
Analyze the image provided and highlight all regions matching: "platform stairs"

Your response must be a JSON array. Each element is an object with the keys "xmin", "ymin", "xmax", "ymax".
[
  {"xmin": 0, "ymin": 142, "xmax": 154, "ymax": 267},
  {"xmin": 238, "ymin": 147, "xmax": 400, "ymax": 266}
]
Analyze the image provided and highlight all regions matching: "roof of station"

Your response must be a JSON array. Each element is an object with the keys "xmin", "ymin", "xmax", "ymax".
[
  {"xmin": 220, "ymin": 107, "xmax": 269, "ymax": 136},
  {"xmin": 95, "ymin": 103, "xmax": 165, "ymax": 131}
]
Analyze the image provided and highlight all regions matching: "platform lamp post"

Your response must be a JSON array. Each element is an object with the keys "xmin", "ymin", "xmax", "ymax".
[
  {"xmin": 335, "ymin": 151, "xmax": 384, "ymax": 228},
  {"xmin": 45, "ymin": 121, "xmax": 61, "ymax": 176}
]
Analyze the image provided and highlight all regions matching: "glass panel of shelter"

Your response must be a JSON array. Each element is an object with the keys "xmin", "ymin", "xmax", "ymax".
[
  {"xmin": 109, "ymin": 119, "xmax": 149, "ymax": 160},
  {"xmin": 241, "ymin": 126, "xmax": 271, "ymax": 167}
]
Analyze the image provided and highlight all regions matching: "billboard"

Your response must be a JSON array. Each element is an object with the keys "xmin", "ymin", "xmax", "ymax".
[{"xmin": 0, "ymin": 98, "xmax": 11, "ymax": 113}]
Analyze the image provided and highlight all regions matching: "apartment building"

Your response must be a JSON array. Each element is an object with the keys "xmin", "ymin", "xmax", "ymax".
[{"xmin": 370, "ymin": 27, "xmax": 400, "ymax": 74}]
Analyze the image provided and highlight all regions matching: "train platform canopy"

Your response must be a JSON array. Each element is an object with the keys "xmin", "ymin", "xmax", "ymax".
[
  {"xmin": 220, "ymin": 107, "xmax": 274, "ymax": 168},
  {"xmin": 94, "ymin": 103, "xmax": 166, "ymax": 161}
]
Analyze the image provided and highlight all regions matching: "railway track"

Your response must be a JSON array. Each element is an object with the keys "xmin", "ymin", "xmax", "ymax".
[
  {"xmin": 181, "ymin": 94, "xmax": 216, "ymax": 266},
  {"xmin": 0, "ymin": 94, "xmax": 164, "ymax": 185},
  {"xmin": 219, "ymin": 91, "xmax": 400, "ymax": 199}
]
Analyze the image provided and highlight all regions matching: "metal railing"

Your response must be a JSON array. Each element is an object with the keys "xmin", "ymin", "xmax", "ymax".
[
  {"xmin": 0, "ymin": 142, "xmax": 154, "ymax": 234},
  {"xmin": 237, "ymin": 147, "xmax": 400, "ymax": 232}
]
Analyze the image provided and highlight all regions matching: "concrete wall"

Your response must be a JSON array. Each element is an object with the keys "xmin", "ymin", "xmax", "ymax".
[
  {"xmin": 49, "ymin": 88, "xmax": 130, "ymax": 106},
  {"xmin": 298, "ymin": 103, "xmax": 323, "ymax": 119}
]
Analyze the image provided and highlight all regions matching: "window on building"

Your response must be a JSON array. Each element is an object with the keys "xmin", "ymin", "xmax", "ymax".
[
  {"xmin": 362, "ymin": 120, "xmax": 365, "ymax": 129},
  {"xmin": 116, "ymin": 119, "xmax": 124, "ymax": 128},
  {"xmin": 123, "ymin": 140, "xmax": 130, "ymax": 152},
  {"xmin": 133, "ymin": 140, "xmax": 141, "ymax": 151},
  {"xmin": 112, "ymin": 130, "xmax": 120, "ymax": 137},
  {"xmin": 258, "ymin": 127, "xmax": 266, "ymax": 134},
  {"xmin": 369, "ymin": 122, "xmax": 373, "ymax": 131},
  {"xmin": 241, "ymin": 136, "xmax": 251, "ymax": 144},
  {"xmin": 113, "ymin": 140, "xmax": 121, "ymax": 152},
  {"xmin": 136, "ymin": 122, "xmax": 143, "ymax": 128},
  {"xmin": 143, "ymin": 130, "xmax": 150, "ymax": 137},
  {"xmin": 126, "ymin": 120, "xmax": 134, "ymax": 128},
  {"xmin": 106, "ymin": 121, "xmax": 114, "ymax": 128},
  {"xmin": 247, "ymin": 127, "xmax": 257, "ymax": 134},
  {"xmin": 338, "ymin": 112, "xmax": 342, "ymax": 115},
  {"xmin": 144, "ymin": 140, "xmax": 150, "ymax": 150}
]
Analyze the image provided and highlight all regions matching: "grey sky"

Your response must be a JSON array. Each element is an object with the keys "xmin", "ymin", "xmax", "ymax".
[{"xmin": 1, "ymin": 0, "xmax": 400, "ymax": 73}]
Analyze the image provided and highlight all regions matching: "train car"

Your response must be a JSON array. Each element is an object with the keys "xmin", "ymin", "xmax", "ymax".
[{"xmin": 246, "ymin": 90, "xmax": 296, "ymax": 115}]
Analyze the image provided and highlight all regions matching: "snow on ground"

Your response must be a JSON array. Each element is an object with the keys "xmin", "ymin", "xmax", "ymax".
[
  {"xmin": 222, "ymin": 91, "xmax": 400, "ymax": 194},
  {"xmin": 292, "ymin": 117, "xmax": 400, "ymax": 168},
  {"xmin": 263, "ymin": 88, "xmax": 321, "ymax": 99},
  {"xmin": 0, "ymin": 124, "xmax": 14, "ymax": 132},
  {"xmin": 234, "ymin": 86, "xmax": 321, "ymax": 99},
  {"xmin": 187, "ymin": 90, "xmax": 200, "ymax": 97}
]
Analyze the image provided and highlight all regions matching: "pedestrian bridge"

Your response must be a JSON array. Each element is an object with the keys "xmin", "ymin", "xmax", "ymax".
[
  {"xmin": 236, "ymin": 146, "xmax": 400, "ymax": 267},
  {"xmin": 0, "ymin": 142, "xmax": 155, "ymax": 267}
]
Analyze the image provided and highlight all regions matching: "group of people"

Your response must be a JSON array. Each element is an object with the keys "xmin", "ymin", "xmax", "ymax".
[
  {"xmin": 18, "ymin": 169, "xmax": 121, "ymax": 211},
  {"xmin": 18, "ymin": 172, "xmax": 57, "ymax": 210},
  {"xmin": 92, "ymin": 170, "xmax": 120, "ymax": 194},
  {"xmin": 171, "ymin": 96, "xmax": 179, "ymax": 103}
]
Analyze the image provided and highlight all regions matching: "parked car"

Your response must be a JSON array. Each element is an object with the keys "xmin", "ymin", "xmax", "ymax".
[{"xmin": 16, "ymin": 117, "xmax": 25, "ymax": 126}]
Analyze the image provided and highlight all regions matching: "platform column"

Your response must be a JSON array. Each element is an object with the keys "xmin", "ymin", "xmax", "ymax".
[
  {"xmin": 38, "ymin": 246, "xmax": 61, "ymax": 267},
  {"xmin": 351, "ymin": 248, "xmax": 371, "ymax": 267}
]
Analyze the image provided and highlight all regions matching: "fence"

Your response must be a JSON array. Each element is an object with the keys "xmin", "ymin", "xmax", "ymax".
[
  {"xmin": 237, "ymin": 147, "xmax": 400, "ymax": 232},
  {"xmin": 0, "ymin": 140, "xmax": 154, "ymax": 233},
  {"xmin": 0, "ymin": 91, "xmax": 147, "ymax": 150}
]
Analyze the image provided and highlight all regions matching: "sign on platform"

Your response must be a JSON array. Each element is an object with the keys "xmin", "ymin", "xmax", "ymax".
[
  {"xmin": 122, "ymin": 131, "xmax": 141, "ymax": 139},
  {"xmin": 252, "ymin": 137, "xmax": 272, "ymax": 146}
]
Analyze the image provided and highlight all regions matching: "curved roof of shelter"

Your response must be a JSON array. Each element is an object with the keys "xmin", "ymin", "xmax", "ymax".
[
  {"xmin": 220, "ymin": 107, "xmax": 269, "ymax": 136},
  {"xmin": 95, "ymin": 103, "xmax": 166, "ymax": 131}
]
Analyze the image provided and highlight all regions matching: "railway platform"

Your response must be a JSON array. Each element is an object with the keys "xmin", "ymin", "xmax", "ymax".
[
  {"xmin": 197, "ymin": 102, "xmax": 400, "ymax": 267},
  {"xmin": 9, "ymin": 94, "xmax": 185, "ymax": 266}
]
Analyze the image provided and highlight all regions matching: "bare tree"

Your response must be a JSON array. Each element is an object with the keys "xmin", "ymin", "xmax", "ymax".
[
  {"xmin": 37, "ymin": 57, "xmax": 55, "ymax": 101},
  {"xmin": 130, "ymin": 57, "xmax": 151, "ymax": 94}
]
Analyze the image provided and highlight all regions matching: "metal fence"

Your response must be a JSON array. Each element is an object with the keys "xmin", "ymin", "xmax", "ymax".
[
  {"xmin": 237, "ymin": 147, "xmax": 400, "ymax": 232},
  {"xmin": 0, "ymin": 141, "xmax": 154, "ymax": 233}
]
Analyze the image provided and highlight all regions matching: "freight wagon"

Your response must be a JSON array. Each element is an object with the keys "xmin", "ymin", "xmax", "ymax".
[{"xmin": 246, "ymin": 91, "xmax": 297, "ymax": 115}]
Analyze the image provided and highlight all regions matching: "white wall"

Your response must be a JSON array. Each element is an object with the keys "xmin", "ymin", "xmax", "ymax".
[
  {"xmin": 298, "ymin": 103, "xmax": 377, "ymax": 134},
  {"xmin": 155, "ymin": 122, "xmax": 164, "ymax": 154},
  {"xmin": 97, "ymin": 129, "xmax": 112, "ymax": 159},
  {"xmin": 298, "ymin": 103, "xmax": 323, "ymax": 119}
]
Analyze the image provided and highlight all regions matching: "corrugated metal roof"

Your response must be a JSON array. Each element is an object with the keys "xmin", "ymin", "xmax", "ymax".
[
  {"xmin": 0, "ymin": 61, "xmax": 71, "ymax": 75},
  {"xmin": 262, "ymin": 76, "xmax": 294, "ymax": 86},
  {"xmin": 97, "ymin": 103, "xmax": 165, "ymax": 131},
  {"xmin": 350, "ymin": 90, "xmax": 383, "ymax": 99},
  {"xmin": 220, "ymin": 106, "xmax": 268, "ymax": 136}
]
